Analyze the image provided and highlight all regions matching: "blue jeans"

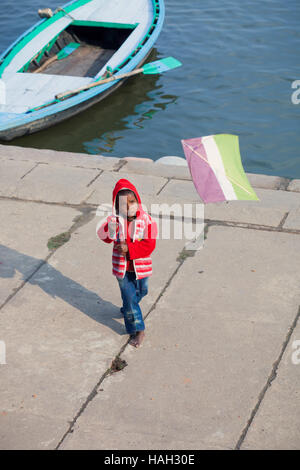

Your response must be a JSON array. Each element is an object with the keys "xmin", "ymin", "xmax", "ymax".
[{"xmin": 117, "ymin": 272, "xmax": 148, "ymax": 335}]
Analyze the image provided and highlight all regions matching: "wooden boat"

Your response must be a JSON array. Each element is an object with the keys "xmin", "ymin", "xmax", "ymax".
[{"xmin": 0, "ymin": 0, "xmax": 165, "ymax": 140}]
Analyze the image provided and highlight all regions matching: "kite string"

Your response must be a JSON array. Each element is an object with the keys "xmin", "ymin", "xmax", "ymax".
[{"xmin": 183, "ymin": 142, "xmax": 252, "ymax": 196}]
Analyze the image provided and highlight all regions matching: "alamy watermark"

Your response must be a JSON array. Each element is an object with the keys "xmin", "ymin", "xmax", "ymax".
[
  {"xmin": 291, "ymin": 80, "xmax": 300, "ymax": 105},
  {"xmin": 0, "ymin": 341, "xmax": 6, "ymax": 365},
  {"xmin": 291, "ymin": 340, "xmax": 300, "ymax": 365},
  {"xmin": 96, "ymin": 199, "xmax": 205, "ymax": 251}
]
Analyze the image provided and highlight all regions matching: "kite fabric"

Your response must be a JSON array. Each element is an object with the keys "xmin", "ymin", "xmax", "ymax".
[
  {"xmin": 181, "ymin": 134, "xmax": 259, "ymax": 204},
  {"xmin": 181, "ymin": 134, "xmax": 259, "ymax": 203}
]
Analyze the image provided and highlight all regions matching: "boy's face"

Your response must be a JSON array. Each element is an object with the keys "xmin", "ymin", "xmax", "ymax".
[{"xmin": 118, "ymin": 193, "xmax": 138, "ymax": 219}]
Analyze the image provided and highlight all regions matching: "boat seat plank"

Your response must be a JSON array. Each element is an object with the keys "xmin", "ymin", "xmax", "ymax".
[
  {"xmin": 88, "ymin": 0, "xmax": 152, "ymax": 23},
  {"xmin": 72, "ymin": 0, "xmax": 152, "ymax": 24},
  {"xmin": 0, "ymin": 73, "xmax": 93, "ymax": 113},
  {"xmin": 71, "ymin": 0, "xmax": 107, "ymax": 21},
  {"xmin": 42, "ymin": 45, "xmax": 115, "ymax": 78}
]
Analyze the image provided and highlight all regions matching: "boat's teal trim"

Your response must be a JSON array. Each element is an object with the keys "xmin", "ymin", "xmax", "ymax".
[
  {"xmin": 113, "ymin": 0, "xmax": 162, "ymax": 73},
  {"xmin": 71, "ymin": 20, "xmax": 138, "ymax": 29},
  {"xmin": 0, "ymin": 0, "xmax": 78, "ymax": 64}
]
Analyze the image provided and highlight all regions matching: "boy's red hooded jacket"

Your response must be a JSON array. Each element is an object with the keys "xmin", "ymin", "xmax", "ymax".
[{"xmin": 97, "ymin": 179, "xmax": 157, "ymax": 279}]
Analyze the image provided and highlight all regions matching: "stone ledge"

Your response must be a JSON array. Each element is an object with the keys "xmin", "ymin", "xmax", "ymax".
[
  {"xmin": 5, "ymin": 164, "xmax": 100, "ymax": 205},
  {"xmin": 0, "ymin": 146, "xmax": 299, "ymax": 194},
  {"xmin": 119, "ymin": 157, "xmax": 191, "ymax": 180},
  {"xmin": 287, "ymin": 179, "xmax": 300, "ymax": 193},
  {"xmin": 246, "ymin": 173, "xmax": 290, "ymax": 191},
  {"xmin": 0, "ymin": 144, "xmax": 120, "ymax": 171}
]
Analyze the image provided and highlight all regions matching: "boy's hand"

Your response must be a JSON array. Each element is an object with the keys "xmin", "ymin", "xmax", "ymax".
[{"xmin": 116, "ymin": 242, "xmax": 128, "ymax": 254}]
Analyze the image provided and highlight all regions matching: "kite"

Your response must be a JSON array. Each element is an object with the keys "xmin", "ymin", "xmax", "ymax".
[{"xmin": 181, "ymin": 134, "xmax": 259, "ymax": 204}]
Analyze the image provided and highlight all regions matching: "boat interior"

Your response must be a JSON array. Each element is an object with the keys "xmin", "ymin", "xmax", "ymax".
[
  {"xmin": 0, "ymin": 0, "xmax": 155, "ymax": 114},
  {"xmin": 24, "ymin": 24, "xmax": 136, "ymax": 78}
]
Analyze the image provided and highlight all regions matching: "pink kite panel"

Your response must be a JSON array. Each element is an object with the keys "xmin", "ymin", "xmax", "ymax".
[{"xmin": 182, "ymin": 137, "xmax": 226, "ymax": 203}]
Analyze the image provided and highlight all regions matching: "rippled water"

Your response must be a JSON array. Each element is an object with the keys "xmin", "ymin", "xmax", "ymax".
[{"xmin": 0, "ymin": 0, "xmax": 300, "ymax": 178}]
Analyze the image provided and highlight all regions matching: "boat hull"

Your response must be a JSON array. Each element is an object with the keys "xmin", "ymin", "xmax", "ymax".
[
  {"xmin": 0, "ymin": 50, "xmax": 153, "ymax": 141},
  {"xmin": 0, "ymin": 0, "xmax": 165, "ymax": 140},
  {"xmin": 0, "ymin": 78, "xmax": 124, "ymax": 141}
]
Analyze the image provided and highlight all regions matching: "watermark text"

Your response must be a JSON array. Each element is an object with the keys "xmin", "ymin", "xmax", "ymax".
[
  {"xmin": 96, "ymin": 201, "xmax": 205, "ymax": 250},
  {"xmin": 291, "ymin": 340, "xmax": 300, "ymax": 365},
  {"xmin": 0, "ymin": 341, "xmax": 6, "ymax": 365},
  {"xmin": 291, "ymin": 80, "xmax": 300, "ymax": 105}
]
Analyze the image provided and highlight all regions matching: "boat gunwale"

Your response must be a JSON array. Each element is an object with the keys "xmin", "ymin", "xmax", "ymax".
[{"xmin": 0, "ymin": 0, "xmax": 80, "ymax": 63}]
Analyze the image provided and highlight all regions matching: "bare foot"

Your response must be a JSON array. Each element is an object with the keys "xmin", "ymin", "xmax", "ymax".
[{"xmin": 129, "ymin": 331, "xmax": 145, "ymax": 348}]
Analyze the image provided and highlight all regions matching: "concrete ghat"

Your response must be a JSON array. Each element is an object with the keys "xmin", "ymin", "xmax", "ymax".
[{"xmin": 0, "ymin": 143, "xmax": 299, "ymax": 450}]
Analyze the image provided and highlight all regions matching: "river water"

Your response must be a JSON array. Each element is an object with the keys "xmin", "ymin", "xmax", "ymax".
[{"xmin": 0, "ymin": 0, "xmax": 299, "ymax": 178}]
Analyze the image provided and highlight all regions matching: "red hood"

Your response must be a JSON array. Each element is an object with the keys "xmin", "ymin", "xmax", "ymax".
[{"xmin": 112, "ymin": 178, "xmax": 143, "ymax": 216}]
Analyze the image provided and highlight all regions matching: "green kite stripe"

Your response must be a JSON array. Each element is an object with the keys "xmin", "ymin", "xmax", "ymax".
[
  {"xmin": 213, "ymin": 134, "xmax": 259, "ymax": 201},
  {"xmin": 182, "ymin": 134, "xmax": 259, "ymax": 203}
]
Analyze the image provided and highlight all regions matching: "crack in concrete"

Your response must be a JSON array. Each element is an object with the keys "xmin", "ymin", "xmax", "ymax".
[
  {"xmin": 278, "ymin": 212, "xmax": 289, "ymax": 229},
  {"xmin": 54, "ymin": 366, "xmax": 113, "ymax": 449},
  {"xmin": 20, "ymin": 162, "xmax": 40, "ymax": 180},
  {"xmin": 0, "ymin": 195, "xmax": 99, "ymax": 210},
  {"xmin": 156, "ymin": 178, "xmax": 171, "ymax": 196},
  {"xmin": 235, "ymin": 305, "xmax": 300, "ymax": 450},
  {"xmin": 86, "ymin": 170, "xmax": 103, "ymax": 188},
  {"xmin": 205, "ymin": 219, "xmax": 300, "ymax": 236},
  {"xmin": 113, "ymin": 159, "xmax": 127, "ymax": 172}
]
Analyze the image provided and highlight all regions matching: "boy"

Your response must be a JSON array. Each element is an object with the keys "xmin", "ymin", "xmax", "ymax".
[{"xmin": 97, "ymin": 178, "xmax": 157, "ymax": 347}]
